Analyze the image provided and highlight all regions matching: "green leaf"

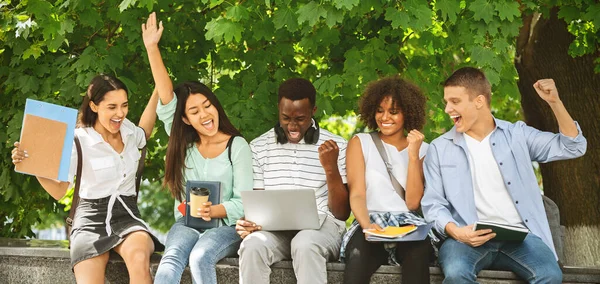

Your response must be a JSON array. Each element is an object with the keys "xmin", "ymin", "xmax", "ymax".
[
  {"xmin": 273, "ymin": 5, "xmax": 298, "ymax": 31},
  {"xmin": 469, "ymin": 0, "xmax": 495, "ymax": 24},
  {"xmin": 118, "ymin": 0, "xmax": 136, "ymax": 12},
  {"xmin": 495, "ymin": 1, "xmax": 520, "ymax": 21},
  {"xmin": 226, "ymin": 5, "xmax": 250, "ymax": 22},
  {"xmin": 333, "ymin": 0, "xmax": 359, "ymax": 10},
  {"xmin": 384, "ymin": 7, "xmax": 410, "ymax": 29},
  {"xmin": 59, "ymin": 19, "xmax": 74, "ymax": 35},
  {"xmin": 405, "ymin": 0, "xmax": 432, "ymax": 31},
  {"xmin": 557, "ymin": 5, "xmax": 580, "ymax": 22},
  {"xmin": 325, "ymin": 8, "xmax": 344, "ymax": 28},
  {"xmin": 22, "ymin": 43, "xmax": 44, "ymax": 59},
  {"xmin": 584, "ymin": 4, "xmax": 600, "ymax": 30},
  {"xmin": 297, "ymin": 1, "xmax": 327, "ymax": 26},
  {"xmin": 436, "ymin": 0, "xmax": 461, "ymax": 24},
  {"xmin": 205, "ymin": 17, "xmax": 243, "ymax": 43},
  {"xmin": 138, "ymin": 0, "xmax": 154, "ymax": 11}
]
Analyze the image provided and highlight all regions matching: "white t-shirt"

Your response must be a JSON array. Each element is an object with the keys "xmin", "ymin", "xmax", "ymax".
[
  {"xmin": 463, "ymin": 132, "xmax": 524, "ymax": 227},
  {"xmin": 356, "ymin": 133, "xmax": 428, "ymax": 213},
  {"xmin": 250, "ymin": 127, "xmax": 347, "ymax": 221}
]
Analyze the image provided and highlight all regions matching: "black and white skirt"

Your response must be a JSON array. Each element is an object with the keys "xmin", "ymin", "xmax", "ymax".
[{"xmin": 69, "ymin": 195, "xmax": 164, "ymax": 267}]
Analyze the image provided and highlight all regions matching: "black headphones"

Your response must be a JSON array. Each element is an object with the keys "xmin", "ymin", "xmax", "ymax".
[{"xmin": 274, "ymin": 119, "xmax": 320, "ymax": 144}]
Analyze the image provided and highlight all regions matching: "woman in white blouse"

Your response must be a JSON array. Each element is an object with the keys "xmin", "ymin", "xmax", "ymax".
[
  {"xmin": 340, "ymin": 75, "xmax": 433, "ymax": 284},
  {"xmin": 11, "ymin": 75, "xmax": 162, "ymax": 284}
]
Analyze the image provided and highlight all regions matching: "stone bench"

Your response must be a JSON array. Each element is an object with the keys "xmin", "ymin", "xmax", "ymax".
[{"xmin": 1, "ymin": 238, "xmax": 599, "ymax": 284}]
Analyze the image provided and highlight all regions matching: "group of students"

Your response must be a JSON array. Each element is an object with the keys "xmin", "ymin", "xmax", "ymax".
[{"xmin": 10, "ymin": 12, "xmax": 587, "ymax": 284}]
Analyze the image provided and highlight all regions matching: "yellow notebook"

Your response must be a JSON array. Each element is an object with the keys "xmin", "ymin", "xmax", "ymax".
[{"xmin": 363, "ymin": 225, "xmax": 418, "ymax": 239}]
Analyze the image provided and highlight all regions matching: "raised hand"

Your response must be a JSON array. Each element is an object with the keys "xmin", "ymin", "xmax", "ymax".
[
  {"xmin": 533, "ymin": 79, "xmax": 560, "ymax": 104},
  {"xmin": 318, "ymin": 140, "xmax": 339, "ymax": 173},
  {"xmin": 406, "ymin": 129, "xmax": 425, "ymax": 160},
  {"xmin": 141, "ymin": 12, "xmax": 164, "ymax": 49},
  {"xmin": 11, "ymin": 141, "xmax": 28, "ymax": 165}
]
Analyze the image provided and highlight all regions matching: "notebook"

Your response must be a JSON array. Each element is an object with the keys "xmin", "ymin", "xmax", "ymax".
[
  {"xmin": 184, "ymin": 180, "xmax": 223, "ymax": 230},
  {"xmin": 241, "ymin": 189, "xmax": 327, "ymax": 231},
  {"xmin": 15, "ymin": 99, "xmax": 77, "ymax": 181}
]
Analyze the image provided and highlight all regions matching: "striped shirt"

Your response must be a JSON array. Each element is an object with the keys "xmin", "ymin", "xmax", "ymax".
[{"xmin": 250, "ymin": 127, "xmax": 348, "ymax": 217}]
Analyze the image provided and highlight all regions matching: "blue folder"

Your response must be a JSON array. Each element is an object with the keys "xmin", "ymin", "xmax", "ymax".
[{"xmin": 16, "ymin": 99, "xmax": 78, "ymax": 181}]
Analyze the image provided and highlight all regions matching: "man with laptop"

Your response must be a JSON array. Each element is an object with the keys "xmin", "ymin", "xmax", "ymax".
[{"xmin": 235, "ymin": 78, "xmax": 350, "ymax": 284}]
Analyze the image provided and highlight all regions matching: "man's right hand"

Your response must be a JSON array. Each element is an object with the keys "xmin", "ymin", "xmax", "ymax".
[
  {"xmin": 235, "ymin": 218, "xmax": 262, "ymax": 239},
  {"xmin": 446, "ymin": 223, "xmax": 496, "ymax": 247}
]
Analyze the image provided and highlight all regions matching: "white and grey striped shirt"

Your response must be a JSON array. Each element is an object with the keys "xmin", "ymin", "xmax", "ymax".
[{"xmin": 250, "ymin": 128, "xmax": 348, "ymax": 216}]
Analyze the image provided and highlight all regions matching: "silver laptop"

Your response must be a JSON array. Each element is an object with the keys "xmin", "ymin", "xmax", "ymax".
[{"xmin": 241, "ymin": 189, "xmax": 327, "ymax": 231}]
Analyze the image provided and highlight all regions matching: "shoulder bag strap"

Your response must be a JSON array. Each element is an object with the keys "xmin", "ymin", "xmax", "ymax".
[
  {"xmin": 227, "ymin": 135, "xmax": 237, "ymax": 165},
  {"xmin": 135, "ymin": 145, "xmax": 147, "ymax": 199},
  {"xmin": 67, "ymin": 135, "xmax": 83, "ymax": 235},
  {"xmin": 369, "ymin": 132, "xmax": 406, "ymax": 200}
]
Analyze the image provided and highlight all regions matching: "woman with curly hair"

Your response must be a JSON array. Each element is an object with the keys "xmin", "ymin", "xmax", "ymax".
[{"xmin": 340, "ymin": 75, "xmax": 434, "ymax": 284}]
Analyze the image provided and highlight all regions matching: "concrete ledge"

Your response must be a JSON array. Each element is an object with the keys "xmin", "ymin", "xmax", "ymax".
[{"xmin": 1, "ymin": 238, "xmax": 599, "ymax": 283}]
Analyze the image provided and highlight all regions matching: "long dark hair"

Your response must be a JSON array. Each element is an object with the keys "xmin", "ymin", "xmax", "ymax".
[
  {"xmin": 164, "ymin": 81, "xmax": 242, "ymax": 201},
  {"xmin": 78, "ymin": 74, "xmax": 128, "ymax": 127}
]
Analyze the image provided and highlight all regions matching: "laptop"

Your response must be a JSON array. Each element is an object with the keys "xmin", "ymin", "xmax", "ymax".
[{"xmin": 241, "ymin": 189, "xmax": 327, "ymax": 231}]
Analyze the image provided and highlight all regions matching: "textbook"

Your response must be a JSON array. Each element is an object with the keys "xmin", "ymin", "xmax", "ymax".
[
  {"xmin": 364, "ymin": 222, "xmax": 434, "ymax": 242},
  {"xmin": 14, "ymin": 99, "xmax": 78, "ymax": 181},
  {"xmin": 184, "ymin": 181, "xmax": 223, "ymax": 230},
  {"xmin": 474, "ymin": 220, "xmax": 529, "ymax": 242}
]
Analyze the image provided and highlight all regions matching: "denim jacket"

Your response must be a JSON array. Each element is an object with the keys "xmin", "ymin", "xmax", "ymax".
[{"xmin": 421, "ymin": 118, "xmax": 587, "ymax": 259}]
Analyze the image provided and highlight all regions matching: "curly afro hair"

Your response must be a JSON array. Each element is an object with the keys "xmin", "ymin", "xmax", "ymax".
[{"xmin": 359, "ymin": 75, "xmax": 426, "ymax": 132}]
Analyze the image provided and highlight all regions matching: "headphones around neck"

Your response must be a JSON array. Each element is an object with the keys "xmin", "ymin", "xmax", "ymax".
[{"xmin": 274, "ymin": 119, "xmax": 320, "ymax": 144}]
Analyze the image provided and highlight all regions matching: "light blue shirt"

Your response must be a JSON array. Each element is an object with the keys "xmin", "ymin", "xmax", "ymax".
[
  {"xmin": 422, "ymin": 118, "xmax": 587, "ymax": 259},
  {"xmin": 157, "ymin": 96, "xmax": 253, "ymax": 226}
]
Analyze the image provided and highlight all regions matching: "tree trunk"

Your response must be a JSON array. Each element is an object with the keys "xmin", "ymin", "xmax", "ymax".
[{"xmin": 515, "ymin": 8, "xmax": 600, "ymax": 266}]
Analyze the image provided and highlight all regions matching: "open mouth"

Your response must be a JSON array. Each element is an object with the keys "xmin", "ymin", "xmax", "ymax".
[
  {"xmin": 288, "ymin": 131, "xmax": 300, "ymax": 140},
  {"xmin": 110, "ymin": 118, "xmax": 122, "ymax": 129},
  {"xmin": 450, "ymin": 115, "xmax": 461, "ymax": 124},
  {"xmin": 201, "ymin": 119, "xmax": 215, "ymax": 131},
  {"xmin": 381, "ymin": 122, "xmax": 393, "ymax": 128}
]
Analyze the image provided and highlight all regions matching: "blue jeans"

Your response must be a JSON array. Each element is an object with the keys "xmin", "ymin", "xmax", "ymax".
[
  {"xmin": 439, "ymin": 233, "xmax": 562, "ymax": 284},
  {"xmin": 154, "ymin": 218, "xmax": 241, "ymax": 284}
]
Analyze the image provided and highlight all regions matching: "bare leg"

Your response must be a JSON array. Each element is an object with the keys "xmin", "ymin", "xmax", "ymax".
[
  {"xmin": 73, "ymin": 252, "xmax": 110, "ymax": 284},
  {"xmin": 113, "ymin": 231, "xmax": 155, "ymax": 284}
]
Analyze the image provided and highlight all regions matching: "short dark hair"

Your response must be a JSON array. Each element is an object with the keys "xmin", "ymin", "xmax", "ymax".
[
  {"xmin": 443, "ymin": 67, "xmax": 491, "ymax": 105},
  {"xmin": 278, "ymin": 78, "xmax": 316, "ymax": 107},
  {"xmin": 78, "ymin": 74, "xmax": 128, "ymax": 127},
  {"xmin": 359, "ymin": 75, "xmax": 426, "ymax": 131}
]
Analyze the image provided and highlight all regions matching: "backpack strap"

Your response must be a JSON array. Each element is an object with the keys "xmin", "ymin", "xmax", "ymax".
[
  {"xmin": 66, "ymin": 135, "xmax": 83, "ymax": 241},
  {"xmin": 227, "ymin": 135, "xmax": 237, "ymax": 165},
  {"xmin": 369, "ymin": 132, "xmax": 406, "ymax": 200}
]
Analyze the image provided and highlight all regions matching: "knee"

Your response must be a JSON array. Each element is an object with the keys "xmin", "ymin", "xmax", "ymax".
[
  {"xmin": 441, "ymin": 260, "xmax": 475, "ymax": 283},
  {"xmin": 189, "ymin": 246, "xmax": 214, "ymax": 266},
  {"xmin": 291, "ymin": 237, "xmax": 322, "ymax": 259},
  {"xmin": 125, "ymin": 246, "xmax": 152, "ymax": 265},
  {"xmin": 238, "ymin": 235, "xmax": 269, "ymax": 259},
  {"xmin": 533, "ymin": 263, "xmax": 562, "ymax": 284}
]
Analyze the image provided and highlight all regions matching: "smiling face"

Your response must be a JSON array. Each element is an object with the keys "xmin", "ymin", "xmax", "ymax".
[
  {"xmin": 278, "ymin": 97, "xmax": 316, "ymax": 144},
  {"xmin": 90, "ymin": 89, "xmax": 128, "ymax": 135},
  {"xmin": 182, "ymin": 93, "xmax": 220, "ymax": 138},
  {"xmin": 375, "ymin": 96, "xmax": 405, "ymax": 137},
  {"xmin": 443, "ymin": 86, "xmax": 487, "ymax": 134}
]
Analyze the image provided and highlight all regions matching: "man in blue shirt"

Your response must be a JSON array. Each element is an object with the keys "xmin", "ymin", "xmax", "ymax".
[{"xmin": 422, "ymin": 67, "xmax": 587, "ymax": 284}]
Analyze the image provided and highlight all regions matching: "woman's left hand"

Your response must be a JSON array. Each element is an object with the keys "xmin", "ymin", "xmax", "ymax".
[
  {"xmin": 407, "ymin": 129, "xmax": 424, "ymax": 160},
  {"xmin": 197, "ymin": 201, "xmax": 212, "ymax": 221}
]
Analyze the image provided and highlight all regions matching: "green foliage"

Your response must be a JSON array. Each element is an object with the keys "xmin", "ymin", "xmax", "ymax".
[{"xmin": 1, "ymin": 0, "xmax": 598, "ymax": 238}]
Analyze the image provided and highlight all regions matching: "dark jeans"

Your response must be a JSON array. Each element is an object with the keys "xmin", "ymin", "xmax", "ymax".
[{"xmin": 343, "ymin": 230, "xmax": 433, "ymax": 284}]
